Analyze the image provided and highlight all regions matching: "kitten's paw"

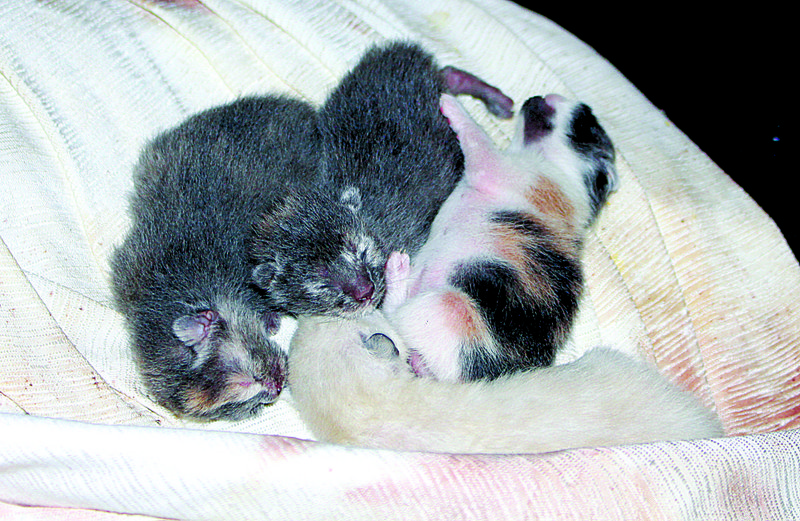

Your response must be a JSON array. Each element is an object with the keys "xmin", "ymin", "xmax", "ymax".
[
  {"xmin": 362, "ymin": 332, "xmax": 400, "ymax": 360},
  {"xmin": 440, "ymin": 65, "xmax": 514, "ymax": 119},
  {"xmin": 382, "ymin": 251, "xmax": 411, "ymax": 311}
]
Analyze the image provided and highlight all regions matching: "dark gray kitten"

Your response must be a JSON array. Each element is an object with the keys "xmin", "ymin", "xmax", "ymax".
[
  {"xmin": 111, "ymin": 95, "xmax": 319, "ymax": 421},
  {"xmin": 249, "ymin": 41, "xmax": 514, "ymax": 317}
]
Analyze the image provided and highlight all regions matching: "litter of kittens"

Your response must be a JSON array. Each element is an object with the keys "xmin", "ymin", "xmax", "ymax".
[{"xmin": 2, "ymin": 1, "xmax": 799, "ymax": 519}]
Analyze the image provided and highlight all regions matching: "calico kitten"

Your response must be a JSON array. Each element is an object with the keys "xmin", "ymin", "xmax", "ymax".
[{"xmin": 382, "ymin": 93, "xmax": 617, "ymax": 381}]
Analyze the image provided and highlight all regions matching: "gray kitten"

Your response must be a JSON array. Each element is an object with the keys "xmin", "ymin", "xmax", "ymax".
[
  {"xmin": 249, "ymin": 41, "xmax": 514, "ymax": 317},
  {"xmin": 111, "ymin": 95, "xmax": 319, "ymax": 421}
]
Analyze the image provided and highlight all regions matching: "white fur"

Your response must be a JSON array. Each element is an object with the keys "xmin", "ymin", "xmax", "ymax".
[
  {"xmin": 382, "ymin": 94, "xmax": 602, "ymax": 380},
  {"xmin": 288, "ymin": 313, "xmax": 724, "ymax": 454},
  {"xmin": 287, "ymin": 95, "xmax": 722, "ymax": 453}
]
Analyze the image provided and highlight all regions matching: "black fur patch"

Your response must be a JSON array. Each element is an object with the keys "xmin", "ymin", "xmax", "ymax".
[
  {"xmin": 568, "ymin": 104, "xmax": 613, "ymax": 155},
  {"xmin": 450, "ymin": 211, "xmax": 583, "ymax": 380},
  {"xmin": 567, "ymin": 104, "xmax": 616, "ymax": 218},
  {"xmin": 586, "ymin": 165, "xmax": 614, "ymax": 217}
]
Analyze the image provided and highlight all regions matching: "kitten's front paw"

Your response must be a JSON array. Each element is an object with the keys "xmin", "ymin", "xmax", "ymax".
[
  {"xmin": 362, "ymin": 332, "xmax": 400, "ymax": 360},
  {"xmin": 381, "ymin": 251, "xmax": 411, "ymax": 312}
]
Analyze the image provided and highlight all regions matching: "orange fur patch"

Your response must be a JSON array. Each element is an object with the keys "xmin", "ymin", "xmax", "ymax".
[
  {"xmin": 526, "ymin": 178, "xmax": 574, "ymax": 222},
  {"xmin": 493, "ymin": 228, "xmax": 548, "ymax": 299},
  {"xmin": 494, "ymin": 225, "xmax": 533, "ymax": 274},
  {"xmin": 491, "ymin": 213, "xmax": 579, "ymax": 301},
  {"xmin": 441, "ymin": 290, "xmax": 483, "ymax": 339},
  {"xmin": 184, "ymin": 387, "xmax": 219, "ymax": 414}
]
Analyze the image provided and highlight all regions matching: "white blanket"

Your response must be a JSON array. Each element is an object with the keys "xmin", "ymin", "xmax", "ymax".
[{"xmin": 2, "ymin": 0, "xmax": 799, "ymax": 518}]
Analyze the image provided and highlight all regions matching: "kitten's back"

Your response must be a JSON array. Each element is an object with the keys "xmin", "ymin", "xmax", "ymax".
[{"xmin": 289, "ymin": 315, "xmax": 724, "ymax": 454}]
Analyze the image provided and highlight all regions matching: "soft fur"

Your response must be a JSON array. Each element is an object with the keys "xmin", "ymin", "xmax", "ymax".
[
  {"xmin": 381, "ymin": 94, "xmax": 618, "ymax": 381},
  {"xmin": 316, "ymin": 40, "xmax": 513, "ymax": 255},
  {"xmin": 288, "ymin": 313, "xmax": 725, "ymax": 454},
  {"xmin": 249, "ymin": 41, "xmax": 514, "ymax": 316},
  {"xmin": 111, "ymin": 95, "xmax": 319, "ymax": 420},
  {"xmin": 249, "ymin": 186, "xmax": 386, "ymax": 317}
]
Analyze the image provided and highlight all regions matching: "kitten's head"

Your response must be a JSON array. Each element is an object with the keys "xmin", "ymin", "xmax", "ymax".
[
  {"xmin": 138, "ymin": 297, "xmax": 286, "ymax": 422},
  {"xmin": 518, "ymin": 94, "xmax": 618, "ymax": 222},
  {"xmin": 250, "ymin": 187, "xmax": 386, "ymax": 317}
]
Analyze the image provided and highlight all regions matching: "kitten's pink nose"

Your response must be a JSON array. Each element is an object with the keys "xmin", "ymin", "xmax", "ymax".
[
  {"xmin": 346, "ymin": 276, "xmax": 375, "ymax": 303},
  {"xmin": 351, "ymin": 282, "xmax": 374, "ymax": 302}
]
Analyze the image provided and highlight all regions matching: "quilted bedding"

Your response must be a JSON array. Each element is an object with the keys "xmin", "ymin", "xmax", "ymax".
[{"xmin": 1, "ymin": 0, "xmax": 799, "ymax": 518}]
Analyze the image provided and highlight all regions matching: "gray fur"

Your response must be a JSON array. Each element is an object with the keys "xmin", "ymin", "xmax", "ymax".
[
  {"xmin": 317, "ymin": 41, "xmax": 512, "ymax": 255},
  {"xmin": 248, "ymin": 187, "xmax": 386, "ymax": 317},
  {"xmin": 111, "ymin": 95, "xmax": 319, "ymax": 421},
  {"xmin": 249, "ymin": 41, "xmax": 514, "ymax": 315}
]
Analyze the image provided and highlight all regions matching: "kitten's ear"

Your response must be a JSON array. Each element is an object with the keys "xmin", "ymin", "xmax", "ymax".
[
  {"xmin": 172, "ymin": 310, "xmax": 220, "ymax": 368},
  {"xmin": 362, "ymin": 332, "xmax": 400, "ymax": 360},
  {"xmin": 340, "ymin": 186, "xmax": 362, "ymax": 213},
  {"xmin": 264, "ymin": 311, "xmax": 282, "ymax": 335},
  {"xmin": 251, "ymin": 261, "xmax": 277, "ymax": 289}
]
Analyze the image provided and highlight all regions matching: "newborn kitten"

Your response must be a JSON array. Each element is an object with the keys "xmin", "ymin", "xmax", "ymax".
[
  {"xmin": 288, "ymin": 312, "xmax": 724, "ymax": 454},
  {"xmin": 249, "ymin": 41, "xmax": 514, "ymax": 318},
  {"xmin": 111, "ymin": 95, "xmax": 319, "ymax": 420},
  {"xmin": 382, "ymin": 93, "xmax": 618, "ymax": 381}
]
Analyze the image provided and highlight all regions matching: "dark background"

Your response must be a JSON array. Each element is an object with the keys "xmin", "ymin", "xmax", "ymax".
[{"xmin": 518, "ymin": 5, "xmax": 793, "ymax": 258}]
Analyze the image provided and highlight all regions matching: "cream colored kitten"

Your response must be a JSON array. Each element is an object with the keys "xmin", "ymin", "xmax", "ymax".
[{"xmin": 288, "ymin": 313, "xmax": 724, "ymax": 454}]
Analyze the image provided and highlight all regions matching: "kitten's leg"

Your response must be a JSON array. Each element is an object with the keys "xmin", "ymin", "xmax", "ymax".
[
  {"xmin": 381, "ymin": 251, "xmax": 411, "ymax": 313},
  {"xmin": 389, "ymin": 288, "xmax": 497, "ymax": 381},
  {"xmin": 440, "ymin": 66, "xmax": 514, "ymax": 119},
  {"xmin": 439, "ymin": 93, "xmax": 508, "ymax": 190}
]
